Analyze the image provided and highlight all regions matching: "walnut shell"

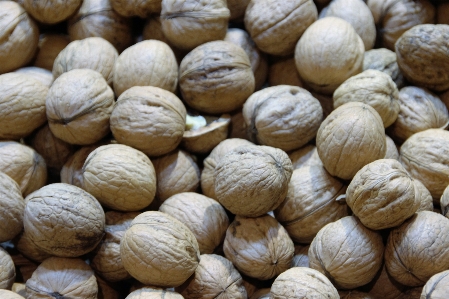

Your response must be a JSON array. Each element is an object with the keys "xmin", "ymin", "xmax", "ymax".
[
  {"xmin": 25, "ymin": 257, "xmax": 98, "ymax": 298},
  {"xmin": 271, "ymin": 267, "xmax": 339, "ymax": 299},
  {"xmin": 385, "ymin": 135, "xmax": 399, "ymax": 160},
  {"xmin": 223, "ymin": 215, "xmax": 294, "ymax": 280},
  {"xmin": 179, "ymin": 41, "xmax": 255, "ymax": 114},
  {"xmin": 363, "ymin": 48, "xmax": 405, "ymax": 88},
  {"xmin": 0, "ymin": 73, "xmax": 48, "ymax": 140},
  {"xmin": 215, "ymin": 145, "xmax": 293, "ymax": 217},
  {"xmin": 23, "ymin": 0, "xmax": 82, "ymax": 24},
  {"xmin": 46, "ymin": 69, "xmax": 115, "ymax": 145},
  {"xmin": 385, "ymin": 211, "xmax": 449, "ymax": 286},
  {"xmin": 415, "ymin": 179, "xmax": 434, "ymax": 212},
  {"xmin": 295, "ymin": 17, "xmax": 364, "ymax": 94},
  {"xmin": 244, "ymin": 0, "xmax": 318, "ymax": 56},
  {"xmin": 11, "ymin": 283, "xmax": 26, "ymax": 297},
  {"xmin": 292, "ymin": 245, "xmax": 310, "ymax": 268},
  {"xmin": 126, "ymin": 287, "xmax": 184, "ymax": 299},
  {"xmin": 268, "ymin": 56, "xmax": 303, "ymax": 88},
  {"xmin": 333, "ymin": 69, "xmax": 400, "ymax": 128},
  {"xmin": 110, "ymin": 0, "xmax": 160, "ymax": 18},
  {"xmin": 14, "ymin": 67, "xmax": 54, "ymax": 87},
  {"xmin": 33, "ymin": 34, "xmax": 70, "ymax": 71},
  {"xmin": 243, "ymin": 85, "xmax": 323, "ymax": 151},
  {"xmin": 96, "ymin": 275, "xmax": 121, "ymax": 299},
  {"xmin": 362, "ymin": 264, "xmax": 406, "ymax": 299},
  {"xmin": 420, "ymin": 270, "xmax": 449, "ymax": 298},
  {"xmin": 121, "ymin": 211, "xmax": 200, "ymax": 287},
  {"xmin": 437, "ymin": 3, "xmax": 449, "ymax": 24},
  {"xmin": 177, "ymin": 254, "xmax": 246, "ymax": 299},
  {"xmin": 0, "ymin": 172, "xmax": 25, "ymax": 243},
  {"xmin": 0, "ymin": 248, "xmax": 15, "ymax": 290},
  {"xmin": 0, "ymin": 290, "xmax": 25, "ymax": 299},
  {"xmin": 316, "ymin": 102, "xmax": 386, "ymax": 180},
  {"xmin": 274, "ymin": 165, "xmax": 348, "ymax": 243},
  {"xmin": 288, "ymin": 145, "xmax": 323, "ymax": 170},
  {"xmin": 309, "ymin": 216, "xmax": 384, "ymax": 289},
  {"xmin": 16, "ymin": 231, "xmax": 51, "ymax": 263}
]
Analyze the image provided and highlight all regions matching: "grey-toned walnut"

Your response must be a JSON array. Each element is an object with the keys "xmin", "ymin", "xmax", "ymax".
[
  {"xmin": 385, "ymin": 135, "xmax": 399, "ymax": 160},
  {"xmin": 14, "ymin": 67, "xmax": 54, "ymax": 87},
  {"xmin": 292, "ymin": 245, "xmax": 310, "ymax": 268},
  {"xmin": 23, "ymin": 183, "xmax": 105, "ymax": 257},
  {"xmin": 415, "ymin": 179, "xmax": 434, "ymax": 212},
  {"xmin": 385, "ymin": 211, "xmax": 449, "ymax": 286},
  {"xmin": 289, "ymin": 145, "xmax": 323, "ymax": 169},
  {"xmin": 23, "ymin": 0, "xmax": 82, "ymax": 24},
  {"xmin": 0, "ymin": 248, "xmax": 15, "ymax": 290},
  {"xmin": 268, "ymin": 56, "xmax": 304, "ymax": 88},
  {"xmin": 421, "ymin": 270, "xmax": 449, "ymax": 299},
  {"xmin": 126, "ymin": 287, "xmax": 183, "ymax": 299},
  {"xmin": 309, "ymin": 216, "xmax": 384, "ymax": 289},
  {"xmin": 110, "ymin": 0, "xmax": 160, "ymax": 17},
  {"xmin": 0, "ymin": 172, "xmax": 24, "ymax": 243},
  {"xmin": 363, "ymin": 48, "xmax": 405, "ymax": 88},
  {"xmin": 33, "ymin": 34, "xmax": 70, "ymax": 71},
  {"xmin": 223, "ymin": 215, "xmax": 294, "ymax": 280}
]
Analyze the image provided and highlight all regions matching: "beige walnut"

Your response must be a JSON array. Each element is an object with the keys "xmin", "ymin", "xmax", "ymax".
[
  {"xmin": 46, "ymin": 69, "xmax": 115, "ymax": 145},
  {"xmin": 243, "ymin": 85, "xmax": 323, "ymax": 152},
  {"xmin": 333, "ymin": 70, "xmax": 400, "ymax": 128},
  {"xmin": 177, "ymin": 254, "xmax": 246, "ymax": 299},
  {"xmin": 316, "ymin": 102, "xmax": 386, "ymax": 180},
  {"xmin": 11, "ymin": 283, "xmax": 26, "ymax": 297},
  {"xmin": 0, "ymin": 73, "xmax": 48, "ymax": 140},
  {"xmin": 0, "ymin": 248, "xmax": 15, "ymax": 290},
  {"xmin": 0, "ymin": 290, "xmax": 25, "ymax": 298},
  {"xmin": 271, "ymin": 267, "xmax": 339, "ymax": 299},
  {"xmin": 33, "ymin": 34, "xmax": 70, "ymax": 71},
  {"xmin": 0, "ymin": 2, "xmax": 39, "ymax": 75},
  {"xmin": 26, "ymin": 257, "xmax": 98, "ymax": 298},
  {"xmin": 292, "ymin": 245, "xmax": 310, "ymax": 268},
  {"xmin": 274, "ymin": 166, "xmax": 348, "ymax": 243},
  {"xmin": 110, "ymin": 86, "xmax": 186, "ymax": 157},
  {"xmin": 363, "ymin": 264, "xmax": 406, "ymax": 299},
  {"xmin": 363, "ymin": 48, "xmax": 405, "ymax": 88},
  {"xmin": 179, "ymin": 41, "xmax": 255, "ymax": 114},
  {"xmin": 23, "ymin": 0, "xmax": 82, "ymax": 24},
  {"xmin": 215, "ymin": 145, "xmax": 293, "ymax": 217},
  {"xmin": 295, "ymin": 17, "xmax": 364, "ymax": 94},
  {"xmin": 126, "ymin": 287, "xmax": 183, "ymax": 299},
  {"xmin": 121, "ymin": 211, "xmax": 200, "ymax": 287},
  {"xmin": 244, "ymin": 0, "xmax": 318, "ymax": 56},
  {"xmin": 0, "ymin": 172, "xmax": 25, "ymax": 243},
  {"xmin": 309, "ymin": 216, "xmax": 384, "ymax": 289},
  {"xmin": 110, "ymin": 0, "xmax": 160, "ymax": 17},
  {"xmin": 159, "ymin": 192, "xmax": 229, "ymax": 254},
  {"xmin": 385, "ymin": 211, "xmax": 449, "ymax": 286},
  {"xmin": 268, "ymin": 56, "xmax": 303, "ymax": 88},
  {"xmin": 0, "ymin": 141, "xmax": 47, "ymax": 196},
  {"xmin": 385, "ymin": 135, "xmax": 399, "ymax": 160},
  {"xmin": 387, "ymin": 87, "xmax": 449, "ymax": 143},
  {"xmin": 288, "ymin": 145, "xmax": 323, "ymax": 169},
  {"xmin": 415, "ymin": 179, "xmax": 434, "ymax": 212},
  {"xmin": 82, "ymin": 144, "xmax": 157, "ymax": 211},
  {"xmin": 421, "ymin": 270, "xmax": 449, "ymax": 298},
  {"xmin": 223, "ymin": 215, "xmax": 294, "ymax": 280},
  {"xmin": 161, "ymin": 0, "xmax": 230, "ymax": 51},
  {"xmin": 14, "ymin": 67, "xmax": 54, "ymax": 87},
  {"xmin": 67, "ymin": 0, "xmax": 133, "ymax": 53}
]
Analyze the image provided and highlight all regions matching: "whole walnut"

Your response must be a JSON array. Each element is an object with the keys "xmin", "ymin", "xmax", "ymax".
[
  {"xmin": 338, "ymin": 291, "xmax": 376, "ymax": 299},
  {"xmin": 250, "ymin": 289, "xmax": 270, "ymax": 299},
  {"xmin": 288, "ymin": 145, "xmax": 323, "ymax": 169},
  {"xmin": 0, "ymin": 2, "xmax": 39, "ymax": 75},
  {"xmin": 437, "ymin": 3, "xmax": 449, "ymax": 24},
  {"xmin": 0, "ymin": 172, "xmax": 25, "ymax": 243},
  {"xmin": 23, "ymin": 0, "xmax": 82, "ymax": 23},
  {"xmin": 82, "ymin": 144, "xmax": 157, "ymax": 211},
  {"xmin": 223, "ymin": 215, "xmax": 294, "ymax": 280},
  {"xmin": 179, "ymin": 41, "xmax": 255, "ymax": 114},
  {"xmin": 227, "ymin": 0, "xmax": 250, "ymax": 21},
  {"xmin": 16, "ymin": 231, "xmax": 51, "ymax": 263},
  {"xmin": 215, "ymin": 145, "xmax": 293, "ymax": 217},
  {"xmin": 243, "ymin": 85, "xmax": 323, "ymax": 152},
  {"xmin": 120, "ymin": 211, "xmax": 200, "ymax": 287},
  {"xmin": 363, "ymin": 48, "xmax": 405, "ymax": 88},
  {"xmin": 309, "ymin": 216, "xmax": 384, "ymax": 289},
  {"xmin": 271, "ymin": 267, "xmax": 339, "ymax": 299},
  {"xmin": 161, "ymin": 0, "xmax": 230, "ymax": 51},
  {"xmin": 385, "ymin": 211, "xmax": 449, "ymax": 286},
  {"xmin": 14, "ymin": 67, "xmax": 54, "ymax": 87},
  {"xmin": 25, "ymin": 257, "xmax": 98, "ymax": 298},
  {"xmin": 177, "ymin": 254, "xmax": 247, "ymax": 299},
  {"xmin": 126, "ymin": 287, "xmax": 184, "ymax": 299},
  {"xmin": 244, "ymin": 0, "xmax": 318, "ymax": 56},
  {"xmin": 0, "ymin": 73, "xmax": 48, "ymax": 140},
  {"xmin": 295, "ymin": 17, "xmax": 364, "ymax": 94},
  {"xmin": 420, "ymin": 270, "xmax": 449, "ymax": 298},
  {"xmin": 268, "ymin": 56, "xmax": 303, "ymax": 88},
  {"xmin": 46, "ymin": 69, "xmax": 115, "ymax": 145},
  {"xmin": 0, "ymin": 248, "xmax": 15, "ymax": 290},
  {"xmin": 316, "ymin": 102, "xmax": 386, "ymax": 180},
  {"xmin": 110, "ymin": 0, "xmax": 160, "ymax": 17},
  {"xmin": 33, "ymin": 34, "xmax": 70, "ymax": 71}
]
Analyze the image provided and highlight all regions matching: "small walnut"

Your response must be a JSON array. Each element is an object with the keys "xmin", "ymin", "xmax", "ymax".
[
  {"xmin": 385, "ymin": 135, "xmax": 399, "ymax": 160},
  {"xmin": 288, "ymin": 144, "xmax": 323, "ymax": 169},
  {"xmin": 0, "ymin": 248, "xmax": 15, "ymax": 290},
  {"xmin": 268, "ymin": 56, "xmax": 303, "ymax": 88},
  {"xmin": 126, "ymin": 287, "xmax": 184, "ymax": 299},
  {"xmin": 363, "ymin": 48, "xmax": 405, "ymax": 88},
  {"xmin": 421, "ymin": 270, "xmax": 449, "ymax": 298},
  {"xmin": 33, "ymin": 34, "xmax": 70, "ymax": 71},
  {"xmin": 110, "ymin": 0, "xmax": 160, "ymax": 17},
  {"xmin": 14, "ymin": 67, "xmax": 54, "ymax": 87},
  {"xmin": 0, "ymin": 172, "xmax": 25, "ymax": 243}
]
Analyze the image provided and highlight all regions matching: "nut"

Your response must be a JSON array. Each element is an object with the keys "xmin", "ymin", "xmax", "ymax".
[
  {"xmin": 420, "ymin": 270, "xmax": 449, "ymax": 299},
  {"xmin": 33, "ymin": 34, "xmax": 70, "ymax": 71},
  {"xmin": 414, "ymin": 179, "xmax": 434, "ymax": 212},
  {"xmin": 0, "ymin": 247, "xmax": 15, "ymax": 290},
  {"xmin": 385, "ymin": 135, "xmax": 399, "ymax": 160},
  {"xmin": 14, "ymin": 67, "xmax": 54, "ymax": 87},
  {"xmin": 0, "ymin": 172, "xmax": 25, "ymax": 243},
  {"xmin": 110, "ymin": 0, "xmax": 160, "ymax": 18},
  {"xmin": 363, "ymin": 48, "xmax": 405, "ymax": 88},
  {"xmin": 292, "ymin": 245, "xmax": 310, "ymax": 268},
  {"xmin": 363, "ymin": 264, "xmax": 406, "ymax": 299},
  {"xmin": 23, "ymin": 0, "xmax": 82, "ymax": 24},
  {"xmin": 288, "ymin": 145, "xmax": 323, "ymax": 169},
  {"xmin": 126, "ymin": 287, "xmax": 184, "ymax": 299},
  {"xmin": 268, "ymin": 56, "xmax": 303, "ymax": 88},
  {"xmin": 0, "ymin": 290, "xmax": 24, "ymax": 299}
]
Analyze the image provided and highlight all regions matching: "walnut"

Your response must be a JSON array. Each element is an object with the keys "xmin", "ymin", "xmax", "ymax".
[
  {"xmin": 227, "ymin": 0, "xmax": 250, "ymax": 21},
  {"xmin": 0, "ymin": 248, "xmax": 15, "ymax": 290},
  {"xmin": 437, "ymin": 3, "xmax": 449, "ymax": 24},
  {"xmin": 0, "ymin": 172, "xmax": 25, "ymax": 243},
  {"xmin": 288, "ymin": 145, "xmax": 323, "ymax": 169},
  {"xmin": 23, "ymin": 0, "xmax": 82, "ymax": 24},
  {"xmin": 110, "ymin": 0, "xmax": 160, "ymax": 18},
  {"xmin": 363, "ymin": 48, "xmax": 405, "ymax": 88},
  {"xmin": 420, "ymin": 270, "xmax": 449, "ymax": 298},
  {"xmin": 338, "ymin": 291, "xmax": 377, "ymax": 299},
  {"xmin": 292, "ymin": 245, "xmax": 310, "ymax": 268},
  {"xmin": 14, "ymin": 67, "xmax": 54, "ymax": 87},
  {"xmin": 250, "ymin": 289, "xmax": 270, "ymax": 299},
  {"xmin": 16, "ymin": 231, "xmax": 51, "ymax": 262},
  {"xmin": 33, "ymin": 34, "xmax": 70, "ymax": 71},
  {"xmin": 415, "ymin": 179, "xmax": 434, "ymax": 212},
  {"xmin": 126, "ymin": 287, "xmax": 184, "ymax": 299},
  {"xmin": 385, "ymin": 135, "xmax": 399, "ymax": 160},
  {"xmin": 362, "ymin": 264, "xmax": 406, "ymax": 299},
  {"xmin": 0, "ymin": 290, "xmax": 25, "ymax": 298}
]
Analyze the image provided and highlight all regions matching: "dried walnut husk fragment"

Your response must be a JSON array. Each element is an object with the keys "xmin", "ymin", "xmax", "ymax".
[{"xmin": 0, "ymin": 172, "xmax": 25, "ymax": 243}]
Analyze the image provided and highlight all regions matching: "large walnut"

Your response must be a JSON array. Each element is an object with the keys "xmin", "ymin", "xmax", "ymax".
[
  {"xmin": 23, "ymin": 0, "xmax": 82, "ymax": 24},
  {"xmin": 0, "ymin": 172, "xmax": 25, "ymax": 243},
  {"xmin": 110, "ymin": 0, "xmax": 160, "ymax": 17},
  {"xmin": 126, "ymin": 287, "xmax": 184, "ymax": 299},
  {"xmin": 363, "ymin": 48, "xmax": 405, "ymax": 88},
  {"xmin": 0, "ymin": 248, "xmax": 15, "ymax": 290},
  {"xmin": 33, "ymin": 34, "xmax": 70, "ymax": 71},
  {"xmin": 420, "ymin": 270, "xmax": 449, "ymax": 298}
]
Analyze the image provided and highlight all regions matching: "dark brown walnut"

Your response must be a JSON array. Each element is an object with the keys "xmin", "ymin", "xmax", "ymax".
[
  {"xmin": 0, "ymin": 172, "xmax": 25, "ymax": 243},
  {"xmin": 223, "ymin": 215, "xmax": 294, "ymax": 280},
  {"xmin": 420, "ymin": 270, "xmax": 449, "ymax": 298},
  {"xmin": 0, "ymin": 247, "xmax": 15, "ymax": 290},
  {"xmin": 367, "ymin": 0, "xmax": 436, "ymax": 50},
  {"xmin": 399, "ymin": 129, "xmax": 449, "ymax": 199},
  {"xmin": 215, "ymin": 145, "xmax": 293, "ymax": 217},
  {"xmin": 309, "ymin": 216, "xmax": 384, "ymax": 289},
  {"xmin": 126, "ymin": 287, "xmax": 184, "ymax": 299},
  {"xmin": 159, "ymin": 192, "xmax": 229, "ymax": 254},
  {"xmin": 243, "ymin": 85, "xmax": 323, "ymax": 152},
  {"xmin": 346, "ymin": 159, "xmax": 420, "ymax": 230},
  {"xmin": 0, "ymin": 2, "xmax": 39, "ymax": 75},
  {"xmin": 16, "ymin": 231, "xmax": 52, "ymax": 262},
  {"xmin": 82, "ymin": 144, "xmax": 157, "ymax": 211},
  {"xmin": 363, "ymin": 48, "xmax": 405, "ymax": 88},
  {"xmin": 363, "ymin": 264, "xmax": 406, "ymax": 299},
  {"xmin": 23, "ymin": 183, "xmax": 105, "ymax": 257},
  {"xmin": 385, "ymin": 135, "xmax": 399, "ymax": 160},
  {"xmin": 268, "ymin": 56, "xmax": 304, "ymax": 88},
  {"xmin": 333, "ymin": 70, "xmax": 400, "ymax": 128},
  {"xmin": 46, "ymin": 69, "xmax": 115, "ymax": 145},
  {"xmin": 91, "ymin": 211, "xmax": 139, "ymax": 282},
  {"xmin": 177, "ymin": 254, "xmax": 247, "ymax": 299},
  {"xmin": 179, "ymin": 41, "xmax": 255, "ymax": 114},
  {"xmin": 415, "ymin": 179, "xmax": 434, "ymax": 212},
  {"xmin": 271, "ymin": 267, "xmax": 339, "ymax": 299},
  {"xmin": 227, "ymin": 0, "xmax": 250, "ymax": 20},
  {"xmin": 274, "ymin": 166, "xmax": 348, "ymax": 243},
  {"xmin": 316, "ymin": 102, "xmax": 386, "ymax": 180},
  {"xmin": 385, "ymin": 211, "xmax": 449, "ymax": 286},
  {"xmin": 288, "ymin": 145, "xmax": 323, "ymax": 169},
  {"xmin": 67, "ymin": 0, "xmax": 133, "ymax": 53},
  {"xmin": 121, "ymin": 211, "xmax": 200, "ymax": 287},
  {"xmin": 110, "ymin": 86, "xmax": 186, "ymax": 156},
  {"xmin": 53, "ymin": 37, "xmax": 118, "ymax": 85},
  {"xmin": 161, "ymin": 0, "xmax": 230, "ymax": 51},
  {"xmin": 292, "ymin": 245, "xmax": 310, "ymax": 268},
  {"xmin": 241, "ymin": 277, "xmax": 259, "ymax": 299},
  {"xmin": 396, "ymin": 24, "xmax": 449, "ymax": 91},
  {"xmin": 338, "ymin": 291, "xmax": 376, "ymax": 299},
  {"xmin": 113, "ymin": 40, "xmax": 178, "ymax": 97},
  {"xmin": 0, "ymin": 73, "xmax": 48, "ymax": 140},
  {"xmin": 12, "ymin": 252, "xmax": 39, "ymax": 282},
  {"xmin": 24, "ymin": 0, "xmax": 82, "ymax": 23},
  {"xmin": 14, "ymin": 67, "xmax": 54, "ymax": 87},
  {"xmin": 245, "ymin": 0, "xmax": 318, "ymax": 56},
  {"xmin": 110, "ymin": 0, "xmax": 160, "ymax": 18},
  {"xmin": 250, "ymin": 288, "xmax": 270, "ymax": 299},
  {"xmin": 387, "ymin": 87, "xmax": 449, "ymax": 144},
  {"xmin": 0, "ymin": 141, "xmax": 47, "ymax": 196},
  {"xmin": 33, "ymin": 34, "xmax": 70, "ymax": 71},
  {"xmin": 26, "ymin": 257, "xmax": 98, "ymax": 298},
  {"xmin": 201, "ymin": 138, "xmax": 254, "ymax": 199},
  {"xmin": 0, "ymin": 290, "xmax": 26, "ymax": 298}
]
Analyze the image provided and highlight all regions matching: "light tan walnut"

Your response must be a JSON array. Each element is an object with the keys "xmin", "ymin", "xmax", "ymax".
[
  {"xmin": 0, "ymin": 248, "xmax": 15, "ymax": 290},
  {"xmin": 288, "ymin": 145, "xmax": 323, "ymax": 169},
  {"xmin": 33, "ymin": 34, "xmax": 70, "ymax": 71},
  {"xmin": 414, "ymin": 179, "xmax": 434, "ymax": 212},
  {"xmin": 0, "ymin": 290, "xmax": 25, "ymax": 298},
  {"xmin": 14, "ymin": 67, "xmax": 53, "ymax": 87},
  {"xmin": 363, "ymin": 48, "xmax": 405, "ymax": 88},
  {"xmin": 385, "ymin": 135, "xmax": 399, "ymax": 160},
  {"xmin": 0, "ymin": 172, "xmax": 25, "ymax": 243}
]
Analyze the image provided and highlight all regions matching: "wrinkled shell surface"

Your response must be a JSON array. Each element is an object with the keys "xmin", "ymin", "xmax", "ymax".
[
  {"xmin": 14, "ymin": 67, "xmax": 54, "ymax": 87},
  {"xmin": 126, "ymin": 287, "xmax": 184, "ymax": 299},
  {"xmin": 289, "ymin": 145, "xmax": 323, "ymax": 169},
  {"xmin": 0, "ymin": 248, "xmax": 15, "ymax": 290},
  {"xmin": 33, "ymin": 34, "xmax": 70, "ymax": 71},
  {"xmin": 385, "ymin": 135, "xmax": 399, "ymax": 160},
  {"xmin": 0, "ymin": 172, "xmax": 25, "ymax": 243},
  {"xmin": 421, "ymin": 270, "xmax": 449, "ymax": 299},
  {"xmin": 363, "ymin": 48, "xmax": 404, "ymax": 88},
  {"xmin": 110, "ymin": 0, "xmax": 160, "ymax": 17},
  {"xmin": 23, "ymin": 0, "xmax": 82, "ymax": 24}
]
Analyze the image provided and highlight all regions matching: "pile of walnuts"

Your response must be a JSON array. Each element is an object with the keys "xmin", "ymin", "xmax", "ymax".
[{"xmin": 1, "ymin": 0, "xmax": 449, "ymax": 298}]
